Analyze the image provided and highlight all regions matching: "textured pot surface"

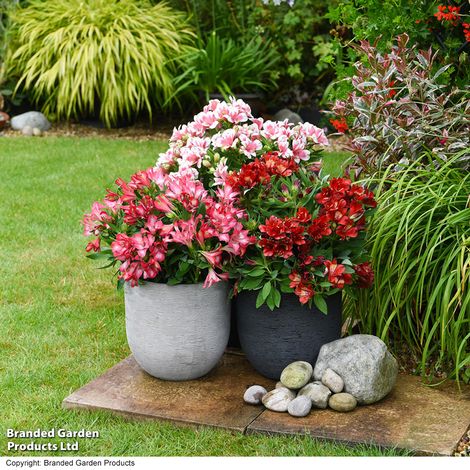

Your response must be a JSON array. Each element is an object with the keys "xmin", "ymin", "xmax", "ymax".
[
  {"xmin": 125, "ymin": 281, "xmax": 230, "ymax": 380},
  {"xmin": 236, "ymin": 292, "xmax": 342, "ymax": 380}
]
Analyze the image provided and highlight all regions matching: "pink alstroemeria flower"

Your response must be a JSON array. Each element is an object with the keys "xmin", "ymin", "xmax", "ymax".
[
  {"xmin": 201, "ymin": 249, "xmax": 223, "ymax": 268},
  {"xmin": 132, "ymin": 230, "xmax": 155, "ymax": 258},
  {"xmin": 203, "ymin": 268, "xmax": 229, "ymax": 288}
]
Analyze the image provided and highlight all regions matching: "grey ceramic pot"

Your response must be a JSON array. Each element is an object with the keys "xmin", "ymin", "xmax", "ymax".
[
  {"xmin": 236, "ymin": 292, "xmax": 342, "ymax": 380},
  {"xmin": 125, "ymin": 281, "xmax": 230, "ymax": 380}
]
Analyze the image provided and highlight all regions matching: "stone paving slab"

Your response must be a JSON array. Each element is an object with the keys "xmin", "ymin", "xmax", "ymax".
[
  {"xmin": 63, "ymin": 354, "xmax": 274, "ymax": 432},
  {"xmin": 247, "ymin": 374, "xmax": 470, "ymax": 455},
  {"xmin": 63, "ymin": 353, "xmax": 470, "ymax": 455}
]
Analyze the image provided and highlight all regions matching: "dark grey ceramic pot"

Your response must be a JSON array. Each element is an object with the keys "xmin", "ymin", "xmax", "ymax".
[
  {"xmin": 125, "ymin": 281, "xmax": 230, "ymax": 380},
  {"xmin": 235, "ymin": 292, "xmax": 342, "ymax": 380}
]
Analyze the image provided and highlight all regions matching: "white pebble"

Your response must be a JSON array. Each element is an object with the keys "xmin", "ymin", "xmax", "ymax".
[
  {"xmin": 243, "ymin": 385, "xmax": 267, "ymax": 405},
  {"xmin": 321, "ymin": 368, "xmax": 344, "ymax": 393},
  {"xmin": 287, "ymin": 395, "xmax": 312, "ymax": 417}
]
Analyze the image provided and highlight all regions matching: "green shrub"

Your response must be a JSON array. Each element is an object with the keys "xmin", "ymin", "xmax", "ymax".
[
  {"xmin": 326, "ymin": 0, "xmax": 470, "ymax": 101},
  {"xmin": 171, "ymin": 31, "xmax": 279, "ymax": 104},
  {"xmin": 173, "ymin": 0, "xmax": 340, "ymax": 105},
  {"xmin": 6, "ymin": 0, "xmax": 194, "ymax": 127},
  {"xmin": 345, "ymin": 153, "xmax": 470, "ymax": 383},
  {"xmin": 247, "ymin": 0, "xmax": 340, "ymax": 103},
  {"xmin": 329, "ymin": 34, "xmax": 470, "ymax": 176}
]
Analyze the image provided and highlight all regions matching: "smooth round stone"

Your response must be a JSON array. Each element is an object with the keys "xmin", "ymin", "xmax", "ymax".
[
  {"xmin": 329, "ymin": 393, "xmax": 357, "ymax": 412},
  {"xmin": 11, "ymin": 111, "xmax": 51, "ymax": 131},
  {"xmin": 280, "ymin": 361, "xmax": 313, "ymax": 389},
  {"xmin": 32, "ymin": 127, "xmax": 43, "ymax": 136},
  {"xmin": 22, "ymin": 125, "xmax": 33, "ymax": 136},
  {"xmin": 243, "ymin": 385, "xmax": 267, "ymax": 405},
  {"xmin": 298, "ymin": 381, "xmax": 331, "ymax": 409},
  {"xmin": 322, "ymin": 368, "xmax": 344, "ymax": 393},
  {"xmin": 262, "ymin": 387, "xmax": 296, "ymax": 412},
  {"xmin": 275, "ymin": 381, "xmax": 284, "ymax": 389},
  {"xmin": 287, "ymin": 395, "xmax": 312, "ymax": 417}
]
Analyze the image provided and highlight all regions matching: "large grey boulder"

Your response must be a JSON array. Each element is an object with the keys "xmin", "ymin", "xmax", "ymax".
[
  {"xmin": 273, "ymin": 108, "xmax": 303, "ymax": 124},
  {"xmin": 11, "ymin": 111, "xmax": 51, "ymax": 131},
  {"xmin": 313, "ymin": 334, "xmax": 398, "ymax": 405}
]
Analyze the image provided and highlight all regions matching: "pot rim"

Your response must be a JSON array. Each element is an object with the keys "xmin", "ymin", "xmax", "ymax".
[{"xmin": 125, "ymin": 280, "xmax": 229, "ymax": 289}]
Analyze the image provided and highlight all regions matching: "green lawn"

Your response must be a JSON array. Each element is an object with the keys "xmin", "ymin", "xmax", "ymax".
[{"xmin": 0, "ymin": 136, "xmax": 403, "ymax": 456}]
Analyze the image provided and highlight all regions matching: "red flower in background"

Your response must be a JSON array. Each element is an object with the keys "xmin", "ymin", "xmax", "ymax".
[
  {"xmin": 463, "ymin": 23, "xmax": 470, "ymax": 41},
  {"xmin": 434, "ymin": 5, "xmax": 461, "ymax": 25},
  {"xmin": 330, "ymin": 117, "xmax": 349, "ymax": 133}
]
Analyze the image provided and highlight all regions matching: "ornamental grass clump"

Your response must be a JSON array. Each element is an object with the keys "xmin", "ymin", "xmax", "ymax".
[
  {"xmin": 6, "ymin": 0, "xmax": 194, "ymax": 127},
  {"xmin": 156, "ymin": 98, "xmax": 377, "ymax": 310},
  {"xmin": 346, "ymin": 152, "xmax": 470, "ymax": 382},
  {"xmin": 171, "ymin": 31, "xmax": 280, "ymax": 104}
]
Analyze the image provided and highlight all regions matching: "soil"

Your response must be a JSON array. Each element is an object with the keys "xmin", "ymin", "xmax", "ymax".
[{"xmin": 1, "ymin": 121, "xmax": 172, "ymax": 141}]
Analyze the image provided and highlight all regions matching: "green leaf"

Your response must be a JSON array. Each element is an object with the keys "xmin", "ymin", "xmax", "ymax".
[
  {"xmin": 240, "ymin": 277, "xmax": 263, "ymax": 290},
  {"xmin": 260, "ymin": 281, "xmax": 272, "ymax": 302},
  {"xmin": 86, "ymin": 252, "xmax": 108, "ymax": 260},
  {"xmin": 313, "ymin": 295, "xmax": 328, "ymax": 315},
  {"xmin": 246, "ymin": 267, "xmax": 266, "ymax": 277},
  {"xmin": 271, "ymin": 288, "xmax": 281, "ymax": 308},
  {"xmin": 256, "ymin": 290, "xmax": 266, "ymax": 308},
  {"xmin": 319, "ymin": 281, "xmax": 332, "ymax": 288}
]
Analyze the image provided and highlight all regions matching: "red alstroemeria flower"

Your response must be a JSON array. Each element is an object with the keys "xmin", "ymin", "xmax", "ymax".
[
  {"xmin": 289, "ymin": 271, "xmax": 315, "ymax": 304},
  {"xmin": 259, "ymin": 215, "xmax": 307, "ymax": 258},
  {"xmin": 354, "ymin": 262, "xmax": 374, "ymax": 288},
  {"xmin": 259, "ymin": 238, "xmax": 294, "ymax": 258},
  {"xmin": 289, "ymin": 271, "xmax": 302, "ymax": 288},
  {"xmin": 263, "ymin": 152, "xmax": 299, "ymax": 177},
  {"xmin": 226, "ymin": 159, "xmax": 271, "ymax": 191},
  {"xmin": 308, "ymin": 215, "xmax": 332, "ymax": 242},
  {"xmin": 294, "ymin": 283, "xmax": 315, "ymax": 304},
  {"xmin": 295, "ymin": 207, "xmax": 312, "ymax": 223},
  {"xmin": 323, "ymin": 259, "xmax": 353, "ymax": 289}
]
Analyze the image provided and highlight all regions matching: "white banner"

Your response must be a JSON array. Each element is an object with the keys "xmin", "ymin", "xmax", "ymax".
[{"xmin": 0, "ymin": 457, "xmax": 468, "ymax": 470}]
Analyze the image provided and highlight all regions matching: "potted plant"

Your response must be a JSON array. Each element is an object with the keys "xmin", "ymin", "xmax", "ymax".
[
  {"xmin": 83, "ymin": 167, "xmax": 254, "ymax": 380},
  {"xmin": 155, "ymin": 98, "xmax": 376, "ymax": 379},
  {"xmin": 229, "ymin": 168, "xmax": 376, "ymax": 379}
]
